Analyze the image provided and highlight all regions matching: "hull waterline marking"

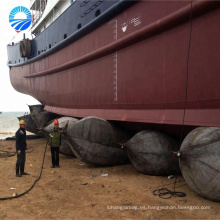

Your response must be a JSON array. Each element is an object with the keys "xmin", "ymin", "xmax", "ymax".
[
  {"xmin": 113, "ymin": 52, "xmax": 118, "ymax": 102},
  {"xmin": 112, "ymin": 19, "xmax": 118, "ymax": 41},
  {"xmin": 109, "ymin": 19, "xmax": 118, "ymax": 102},
  {"xmin": 121, "ymin": 16, "xmax": 141, "ymax": 32},
  {"xmin": 112, "ymin": 19, "xmax": 118, "ymax": 102},
  {"xmin": 131, "ymin": 17, "xmax": 141, "ymax": 27}
]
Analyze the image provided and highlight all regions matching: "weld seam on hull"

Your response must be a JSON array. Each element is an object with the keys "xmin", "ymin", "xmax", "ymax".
[{"xmin": 44, "ymin": 105, "xmax": 220, "ymax": 127}]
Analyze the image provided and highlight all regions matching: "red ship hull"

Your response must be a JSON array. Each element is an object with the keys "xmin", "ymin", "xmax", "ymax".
[{"xmin": 9, "ymin": 1, "xmax": 220, "ymax": 132}]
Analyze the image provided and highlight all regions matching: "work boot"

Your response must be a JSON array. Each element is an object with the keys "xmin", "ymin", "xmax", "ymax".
[
  {"xmin": 51, "ymin": 165, "xmax": 55, "ymax": 168},
  {"xmin": 16, "ymin": 165, "xmax": 22, "ymax": 177},
  {"xmin": 21, "ymin": 172, "xmax": 30, "ymax": 175},
  {"xmin": 20, "ymin": 164, "xmax": 30, "ymax": 175}
]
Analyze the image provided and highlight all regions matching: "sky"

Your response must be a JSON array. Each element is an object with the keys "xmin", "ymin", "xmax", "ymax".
[{"xmin": 0, "ymin": 0, "xmax": 40, "ymax": 112}]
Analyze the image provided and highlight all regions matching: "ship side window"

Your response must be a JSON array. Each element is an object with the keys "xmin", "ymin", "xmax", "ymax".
[
  {"xmin": 95, "ymin": 9, "xmax": 101, "ymax": 17},
  {"xmin": 77, "ymin": 24, "xmax": 81, "ymax": 29},
  {"xmin": 64, "ymin": 34, "xmax": 67, "ymax": 39},
  {"xmin": 49, "ymin": 44, "xmax": 51, "ymax": 49}
]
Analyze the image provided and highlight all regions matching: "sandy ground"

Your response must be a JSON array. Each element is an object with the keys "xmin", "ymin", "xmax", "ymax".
[{"xmin": 0, "ymin": 138, "xmax": 219, "ymax": 220}]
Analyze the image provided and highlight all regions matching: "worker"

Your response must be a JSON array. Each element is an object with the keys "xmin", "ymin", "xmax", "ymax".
[
  {"xmin": 15, "ymin": 120, "xmax": 29, "ymax": 177},
  {"xmin": 48, "ymin": 119, "xmax": 69, "ymax": 168}
]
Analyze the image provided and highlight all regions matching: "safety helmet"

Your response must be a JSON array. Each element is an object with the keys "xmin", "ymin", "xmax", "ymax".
[
  {"xmin": 19, "ymin": 120, "xmax": 26, "ymax": 125},
  {"xmin": 54, "ymin": 119, "xmax": 59, "ymax": 125}
]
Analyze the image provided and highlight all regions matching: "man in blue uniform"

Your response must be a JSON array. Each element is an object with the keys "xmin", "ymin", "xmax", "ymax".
[{"xmin": 15, "ymin": 120, "xmax": 29, "ymax": 177}]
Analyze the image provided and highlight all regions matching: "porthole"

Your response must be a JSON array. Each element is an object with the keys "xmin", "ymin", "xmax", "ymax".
[{"xmin": 95, "ymin": 9, "xmax": 101, "ymax": 17}]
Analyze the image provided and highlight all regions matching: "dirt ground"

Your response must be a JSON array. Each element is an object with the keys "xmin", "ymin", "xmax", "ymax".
[{"xmin": 0, "ymin": 138, "xmax": 219, "ymax": 220}]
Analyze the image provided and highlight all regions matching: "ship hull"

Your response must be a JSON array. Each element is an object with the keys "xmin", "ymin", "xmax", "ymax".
[{"xmin": 8, "ymin": 1, "xmax": 220, "ymax": 134}]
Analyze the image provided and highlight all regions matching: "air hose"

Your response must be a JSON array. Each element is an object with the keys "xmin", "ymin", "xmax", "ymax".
[
  {"xmin": 0, "ymin": 139, "xmax": 48, "ymax": 200},
  {"xmin": 153, "ymin": 0, "xmax": 193, "ymax": 199},
  {"xmin": 0, "ymin": 146, "xmax": 34, "ymax": 158}
]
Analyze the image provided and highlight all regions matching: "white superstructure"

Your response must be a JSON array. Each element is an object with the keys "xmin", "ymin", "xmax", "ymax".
[{"xmin": 30, "ymin": 0, "xmax": 72, "ymax": 35}]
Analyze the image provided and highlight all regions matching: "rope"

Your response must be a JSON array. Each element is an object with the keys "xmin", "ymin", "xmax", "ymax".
[
  {"xmin": 0, "ymin": 145, "xmax": 16, "ymax": 158},
  {"xmin": 0, "ymin": 145, "xmax": 34, "ymax": 158},
  {"xmin": 0, "ymin": 153, "xmax": 16, "ymax": 158}
]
